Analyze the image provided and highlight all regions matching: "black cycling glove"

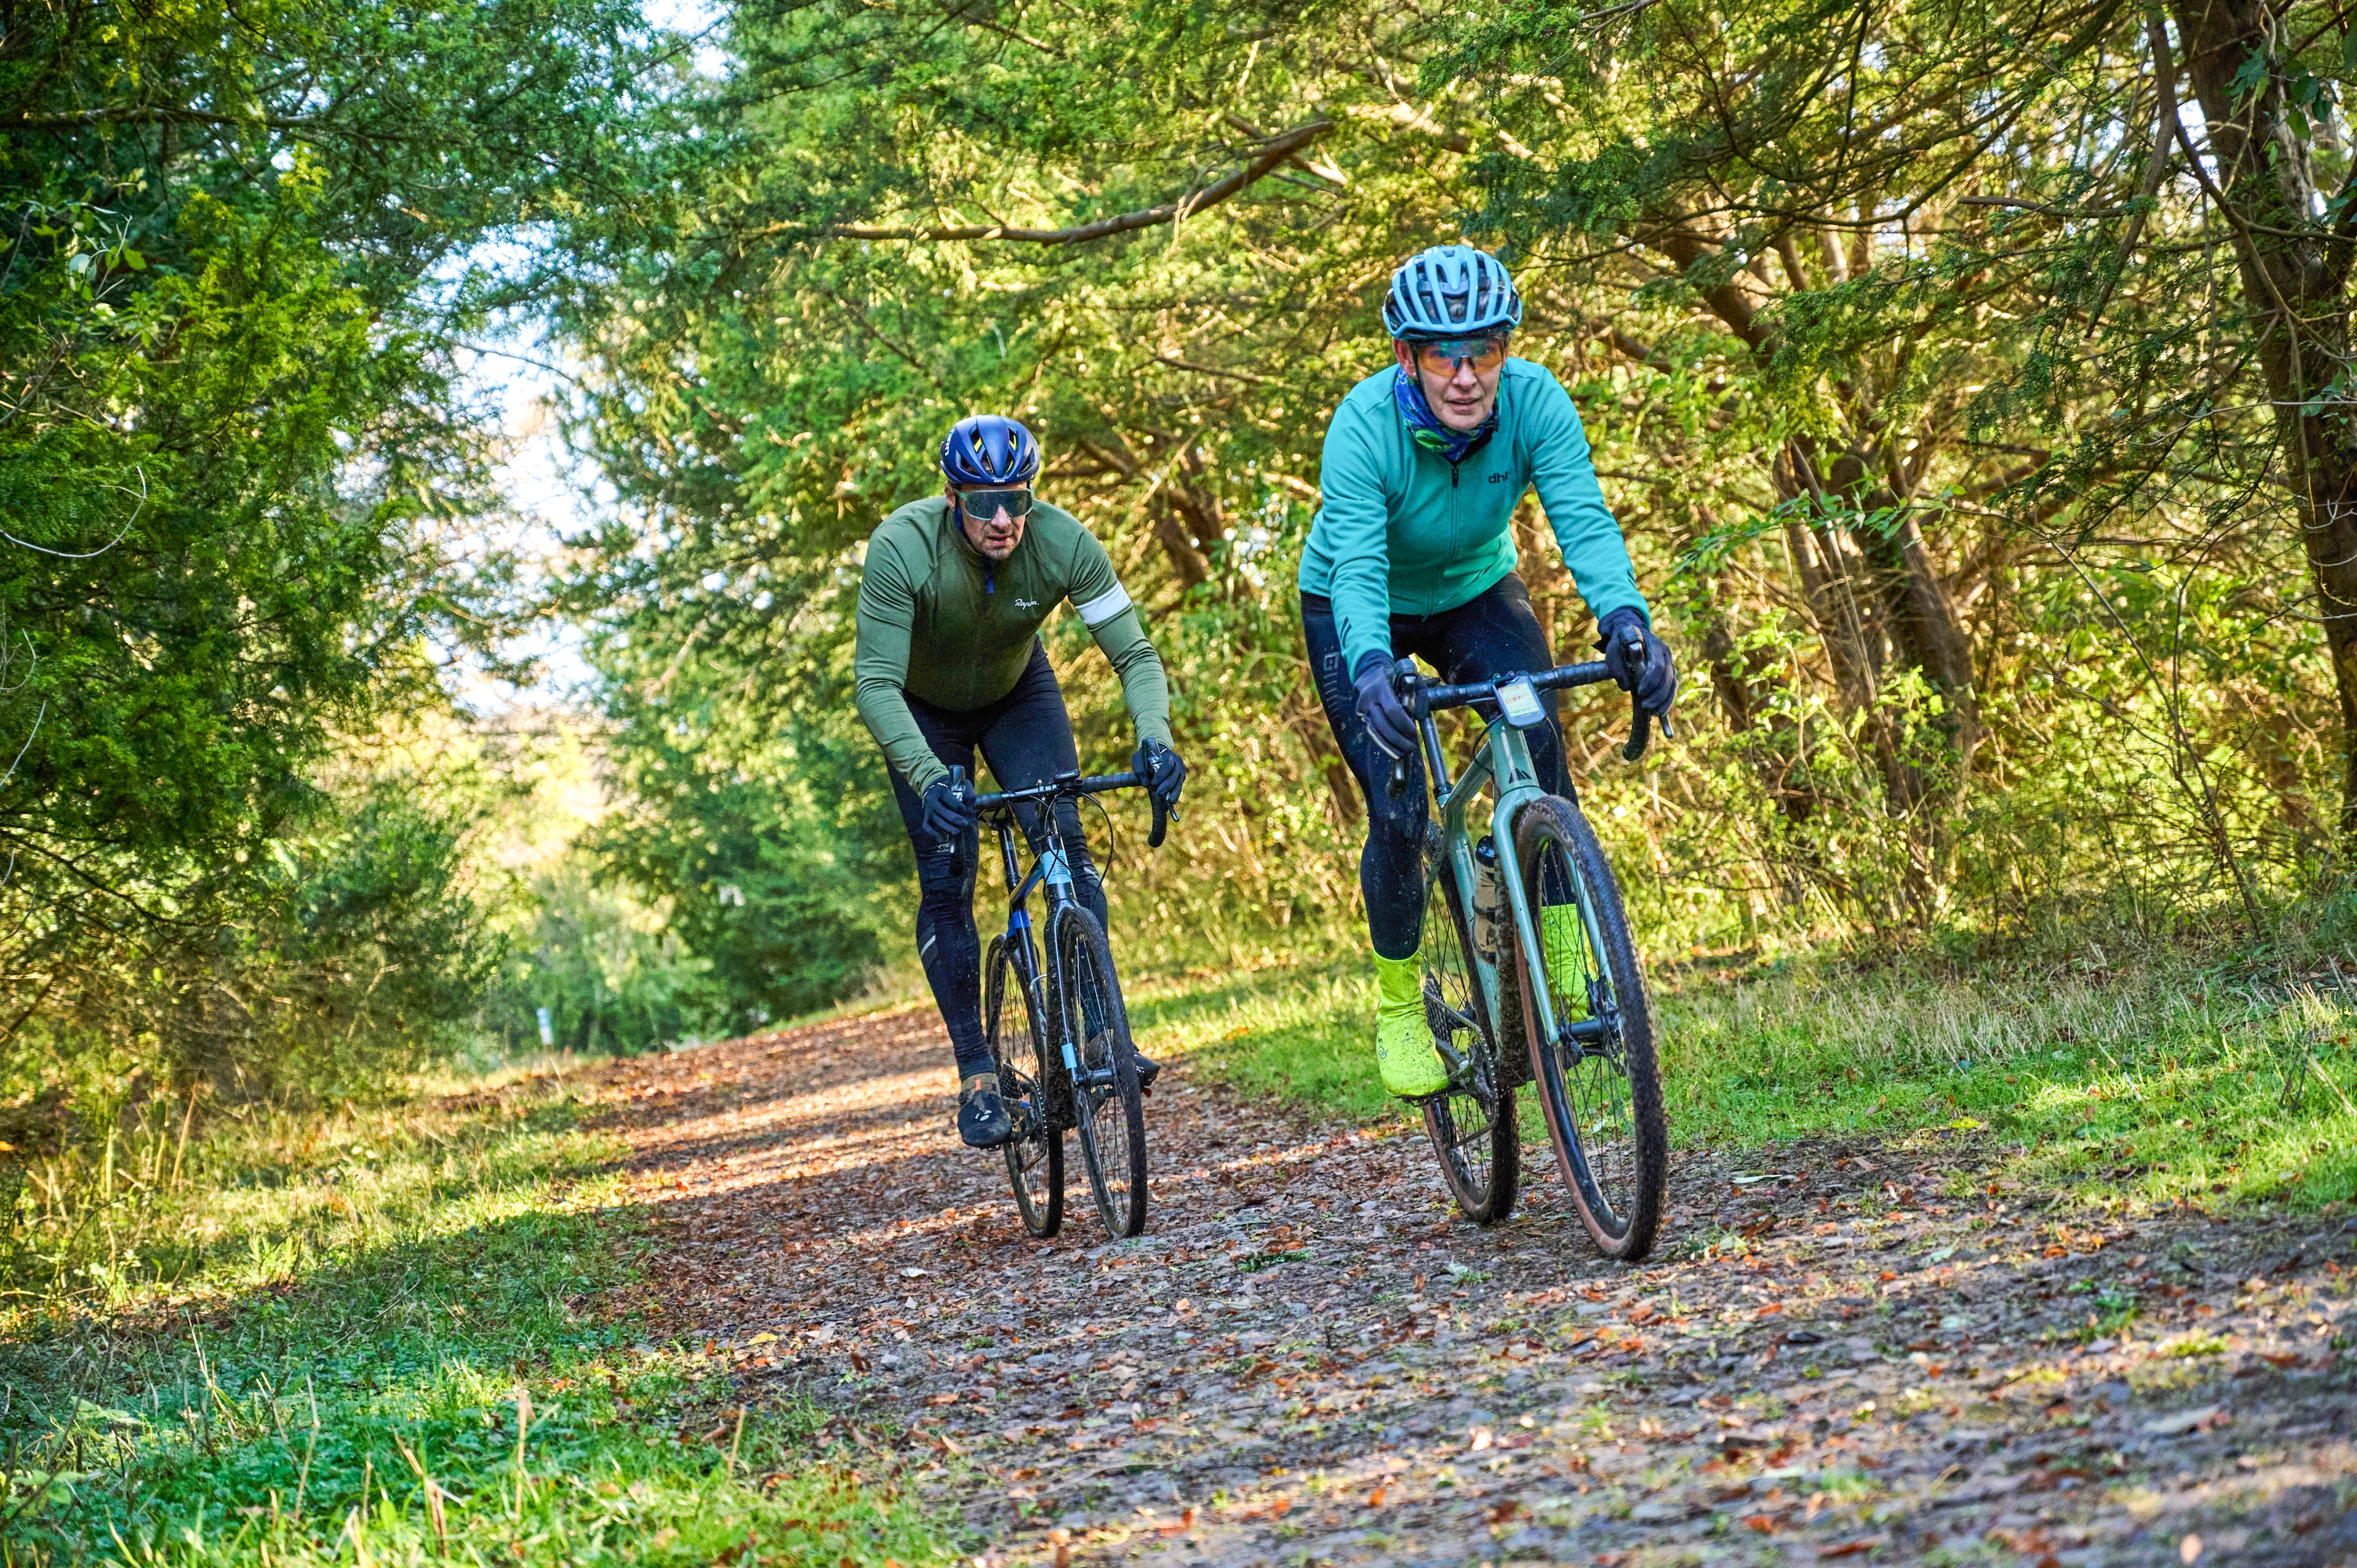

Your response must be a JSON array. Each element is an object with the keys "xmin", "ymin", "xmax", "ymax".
[
  {"xmin": 1131, "ymin": 738, "xmax": 1187, "ymax": 809},
  {"xmin": 1352, "ymin": 651, "xmax": 1418, "ymax": 759},
  {"xmin": 920, "ymin": 771, "xmax": 978, "ymax": 840},
  {"xmin": 1597, "ymin": 607, "xmax": 1678, "ymax": 718}
]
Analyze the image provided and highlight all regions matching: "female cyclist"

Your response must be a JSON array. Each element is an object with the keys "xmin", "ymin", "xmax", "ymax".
[{"xmin": 1299, "ymin": 245, "xmax": 1678, "ymax": 1098}]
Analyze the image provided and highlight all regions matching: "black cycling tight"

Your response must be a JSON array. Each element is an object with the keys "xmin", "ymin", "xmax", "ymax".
[
  {"xmin": 1302, "ymin": 573, "xmax": 1569, "ymax": 960},
  {"xmin": 888, "ymin": 642, "xmax": 1106, "ymax": 1079}
]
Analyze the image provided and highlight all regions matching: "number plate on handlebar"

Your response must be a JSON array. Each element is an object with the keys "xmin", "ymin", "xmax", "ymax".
[{"xmin": 1495, "ymin": 676, "xmax": 1546, "ymax": 729}]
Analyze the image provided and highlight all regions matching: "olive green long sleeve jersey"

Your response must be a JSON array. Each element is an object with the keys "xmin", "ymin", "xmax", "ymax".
[{"xmin": 853, "ymin": 496, "xmax": 1174, "ymax": 794}]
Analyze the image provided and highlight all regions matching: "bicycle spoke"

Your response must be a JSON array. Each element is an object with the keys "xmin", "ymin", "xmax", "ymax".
[
  {"xmin": 1417, "ymin": 840, "xmax": 1518, "ymax": 1224},
  {"xmin": 1058, "ymin": 907, "xmax": 1148, "ymax": 1238},
  {"xmin": 987, "ymin": 934, "xmax": 1064, "ymax": 1238},
  {"xmin": 1516, "ymin": 795, "xmax": 1667, "ymax": 1262}
]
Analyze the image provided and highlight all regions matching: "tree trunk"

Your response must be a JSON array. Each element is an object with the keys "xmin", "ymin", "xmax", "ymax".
[{"xmin": 2171, "ymin": 0, "xmax": 2357, "ymax": 839}]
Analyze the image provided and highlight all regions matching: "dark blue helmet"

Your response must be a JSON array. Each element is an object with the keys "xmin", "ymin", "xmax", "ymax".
[{"xmin": 939, "ymin": 414, "xmax": 1041, "ymax": 486}]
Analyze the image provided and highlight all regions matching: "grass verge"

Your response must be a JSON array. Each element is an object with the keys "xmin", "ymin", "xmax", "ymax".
[
  {"xmin": 0, "ymin": 1070, "xmax": 961, "ymax": 1567},
  {"xmin": 1129, "ymin": 943, "xmax": 2357, "ymax": 1213}
]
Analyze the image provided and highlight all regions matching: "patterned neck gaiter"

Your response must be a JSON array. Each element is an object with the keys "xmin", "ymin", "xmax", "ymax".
[{"xmin": 1392, "ymin": 366, "xmax": 1499, "ymax": 467}]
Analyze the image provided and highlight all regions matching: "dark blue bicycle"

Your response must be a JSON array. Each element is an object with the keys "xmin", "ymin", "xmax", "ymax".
[{"xmin": 974, "ymin": 768, "xmax": 1168, "ymax": 1239}]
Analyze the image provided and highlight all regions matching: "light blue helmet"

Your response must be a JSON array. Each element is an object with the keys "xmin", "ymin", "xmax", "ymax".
[{"xmin": 1381, "ymin": 245, "xmax": 1523, "ymax": 340}]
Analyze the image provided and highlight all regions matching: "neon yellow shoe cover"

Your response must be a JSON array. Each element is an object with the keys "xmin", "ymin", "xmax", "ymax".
[
  {"xmin": 1541, "ymin": 903, "xmax": 1587, "ymax": 1015},
  {"xmin": 1373, "ymin": 949, "xmax": 1449, "ymax": 1097}
]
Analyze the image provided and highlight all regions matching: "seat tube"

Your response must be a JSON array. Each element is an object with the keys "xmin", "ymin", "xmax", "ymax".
[{"xmin": 1488, "ymin": 722, "xmax": 1560, "ymax": 1045}]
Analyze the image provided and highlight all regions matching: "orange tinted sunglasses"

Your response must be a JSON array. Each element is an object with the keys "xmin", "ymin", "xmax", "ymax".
[{"xmin": 1410, "ymin": 336, "xmax": 1509, "ymax": 376}]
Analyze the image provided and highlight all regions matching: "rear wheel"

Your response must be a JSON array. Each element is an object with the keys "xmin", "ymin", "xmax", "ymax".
[
  {"xmin": 1512, "ymin": 796, "xmax": 1666, "ymax": 1261},
  {"xmin": 986, "ymin": 934, "xmax": 1063, "ymax": 1239},
  {"xmin": 1418, "ymin": 841, "xmax": 1518, "ymax": 1225},
  {"xmin": 1055, "ymin": 907, "xmax": 1147, "ymax": 1238}
]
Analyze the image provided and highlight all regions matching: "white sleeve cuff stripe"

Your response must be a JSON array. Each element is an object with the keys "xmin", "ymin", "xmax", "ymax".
[{"xmin": 1076, "ymin": 585, "xmax": 1133, "ymax": 627}]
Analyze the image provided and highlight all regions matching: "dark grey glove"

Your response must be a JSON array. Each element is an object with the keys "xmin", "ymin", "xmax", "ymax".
[
  {"xmin": 920, "ymin": 769, "xmax": 978, "ymax": 840},
  {"xmin": 1131, "ymin": 738, "xmax": 1186, "ymax": 808},
  {"xmin": 1597, "ymin": 607, "xmax": 1678, "ymax": 717},
  {"xmin": 1353, "ymin": 651, "xmax": 1417, "ymax": 760}
]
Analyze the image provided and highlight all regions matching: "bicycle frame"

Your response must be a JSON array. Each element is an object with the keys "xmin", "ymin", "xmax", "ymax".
[
  {"xmin": 985, "ymin": 802, "xmax": 1089, "ymax": 1100},
  {"xmin": 978, "ymin": 768, "xmax": 1158, "ymax": 1109},
  {"xmin": 1403, "ymin": 665, "xmax": 1621, "ymax": 1079}
]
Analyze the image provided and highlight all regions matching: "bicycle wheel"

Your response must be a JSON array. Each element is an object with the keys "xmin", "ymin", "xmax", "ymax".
[
  {"xmin": 1512, "ymin": 795, "xmax": 1667, "ymax": 1261},
  {"xmin": 1418, "ymin": 840, "xmax": 1519, "ymax": 1226},
  {"xmin": 1055, "ymin": 907, "xmax": 1147, "ymax": 1238},
  {"xmin": 986, "ymin": 934, "xmax": 1063, "ymax": 1239}
]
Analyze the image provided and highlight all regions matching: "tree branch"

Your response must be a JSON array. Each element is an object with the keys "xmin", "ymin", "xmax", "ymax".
[
  {"xmin": 7, "ymin": 106, "xmax": 330, "ymax": 133},
  {"xmin": 777, "ymin": 120, "xmax": 1333, "ymax": 246}
]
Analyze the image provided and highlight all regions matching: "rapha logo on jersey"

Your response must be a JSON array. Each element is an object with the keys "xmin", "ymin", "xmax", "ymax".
[{"xmin": 1014, "ymin": 598, "xmax": 1040, "ymax": 609}]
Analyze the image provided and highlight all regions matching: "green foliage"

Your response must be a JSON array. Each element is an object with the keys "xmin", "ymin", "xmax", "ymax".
[
  {"xmin": 585, "ymin": 663, "xmax": 912, "ymax": 1032},
  {"xmin": 484, "ymin": 854, "xmax": 709, "ymax": 1057},
  {"xmin": 533, "ymin": 0, "xmax": 2357, "ymax": 1026},
  {"xmin": 0, "ymin": 0, "xmax": 684, "ymax": 1115}
]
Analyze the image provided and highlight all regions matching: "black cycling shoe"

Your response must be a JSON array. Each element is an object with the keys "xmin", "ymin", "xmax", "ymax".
[
  {"xmin": 958, "ymin": 1076, "xmax": 1015, "ymax": 1148},
  {"xmin": 1134, "ymin": 1051, "xmax": 1162, "ymax": 1090}
]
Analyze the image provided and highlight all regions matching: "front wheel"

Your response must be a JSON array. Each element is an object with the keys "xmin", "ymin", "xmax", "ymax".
[
  {"xmin": 1418, "ymin": 841, "xmax": 1518, "ymax": 1225},
  {"xmin": 986, "ymin": 934, "xmax": 1063, "ymax": 1239},
  {"xmin": 1053, "ymin": 907, "xmax": 1147, "ymax": 1238},
  {"xmin": 1512, "ymin": 795, "xmax": 1667, "ymax": 1261}
]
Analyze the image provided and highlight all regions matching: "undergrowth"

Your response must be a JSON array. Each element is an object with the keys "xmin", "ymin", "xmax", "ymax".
[{"xmin": 0, "ymin": 1069, "xmax": 960, "ymax": 1566}]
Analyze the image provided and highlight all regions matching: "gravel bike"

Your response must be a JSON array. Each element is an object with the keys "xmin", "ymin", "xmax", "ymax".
[
  {"xmin": 1381, "ymin": 643, "xmax": 1670, "ymax": 1261},
  {"xmin": 974, "ymin": 767, "xmax": 1168, "ymax": 1240}
]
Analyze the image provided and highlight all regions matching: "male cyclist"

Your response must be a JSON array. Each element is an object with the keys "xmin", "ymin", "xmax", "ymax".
[
  {"xmin": 856, "ymin": 414, "xmax": 1186, "ymax": 1148},
  {"xmin": 1300, "ymin": 246, "xmax": 1678, "ymax": 1099}
]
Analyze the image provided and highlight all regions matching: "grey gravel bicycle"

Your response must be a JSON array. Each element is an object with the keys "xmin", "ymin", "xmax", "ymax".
[
  {"xmin": 976, "ymin": 768, "xmax": 1167, "ymax": 1240},
  {"xmin": 1383, "ymin": 642, "xmax": 1670, "ymax": 1261}
]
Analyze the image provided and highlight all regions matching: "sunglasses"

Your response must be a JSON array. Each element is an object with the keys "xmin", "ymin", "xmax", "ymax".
[
  {"xmin": 1410, "ymin": 336, "xmax": 1510, "ymax": 376},
  {"xmin": 957, "ymin": 485, "xmax": 1034, "ymax": 522}
]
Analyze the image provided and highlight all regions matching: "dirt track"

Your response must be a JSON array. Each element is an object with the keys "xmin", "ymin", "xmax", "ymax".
[{"xmin": 588, "ymin": 1004, "xmax": 2357, "ymax": 1567}]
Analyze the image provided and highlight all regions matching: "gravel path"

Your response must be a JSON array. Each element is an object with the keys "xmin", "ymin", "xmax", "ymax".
[{"xmin": 587, "ymin": 1004, "xmax": 2356, "ymax": 1567}]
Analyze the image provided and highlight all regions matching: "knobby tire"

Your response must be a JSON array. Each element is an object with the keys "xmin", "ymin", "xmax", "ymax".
[
  {"xmin": 985, "ymin": 933, "xmax": 1064, "ymax": 1238},
  {"xmin": 1512, "ymin": 795, "xmax": 1667, "ymax": 1261},
  {"xmin": 1419, "ymin": 839, "xmax": 1519, "ymax": 1225},
  {"xmin": 1055, "ymin": 906, "xmax": 1147, "ymax": 1238}
]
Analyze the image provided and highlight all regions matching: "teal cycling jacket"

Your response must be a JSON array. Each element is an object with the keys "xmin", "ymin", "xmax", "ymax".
[{"xmin": 1298, "ymin": 360, "xmax": 1651, "ymax": 676}]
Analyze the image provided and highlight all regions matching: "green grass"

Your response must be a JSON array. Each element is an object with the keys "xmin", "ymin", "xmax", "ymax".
[
  {"xmin": 0, "ymin": 1071, "xmax": 961, "ymax": 1567},
  {"xmin": 1129, "ymin": 956, "xmax": 1400, "ymax": 1124},
  {"xmin": 1129, "ymin": 944, "xmax": 2357, "ymax": 1213}
]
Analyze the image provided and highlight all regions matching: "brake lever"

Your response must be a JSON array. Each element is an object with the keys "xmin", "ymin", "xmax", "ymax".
[
  {"xmin": 1614, "ymin": 629, "xmax": 1675, "ymax": 762},
  {"xmin": 1621, "ymin": 701, "xmax": 1675, "ymax": 763},
  {"xmin": 1382, "ymin": 657, "xmax": 1418, "ymax": 799}
]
